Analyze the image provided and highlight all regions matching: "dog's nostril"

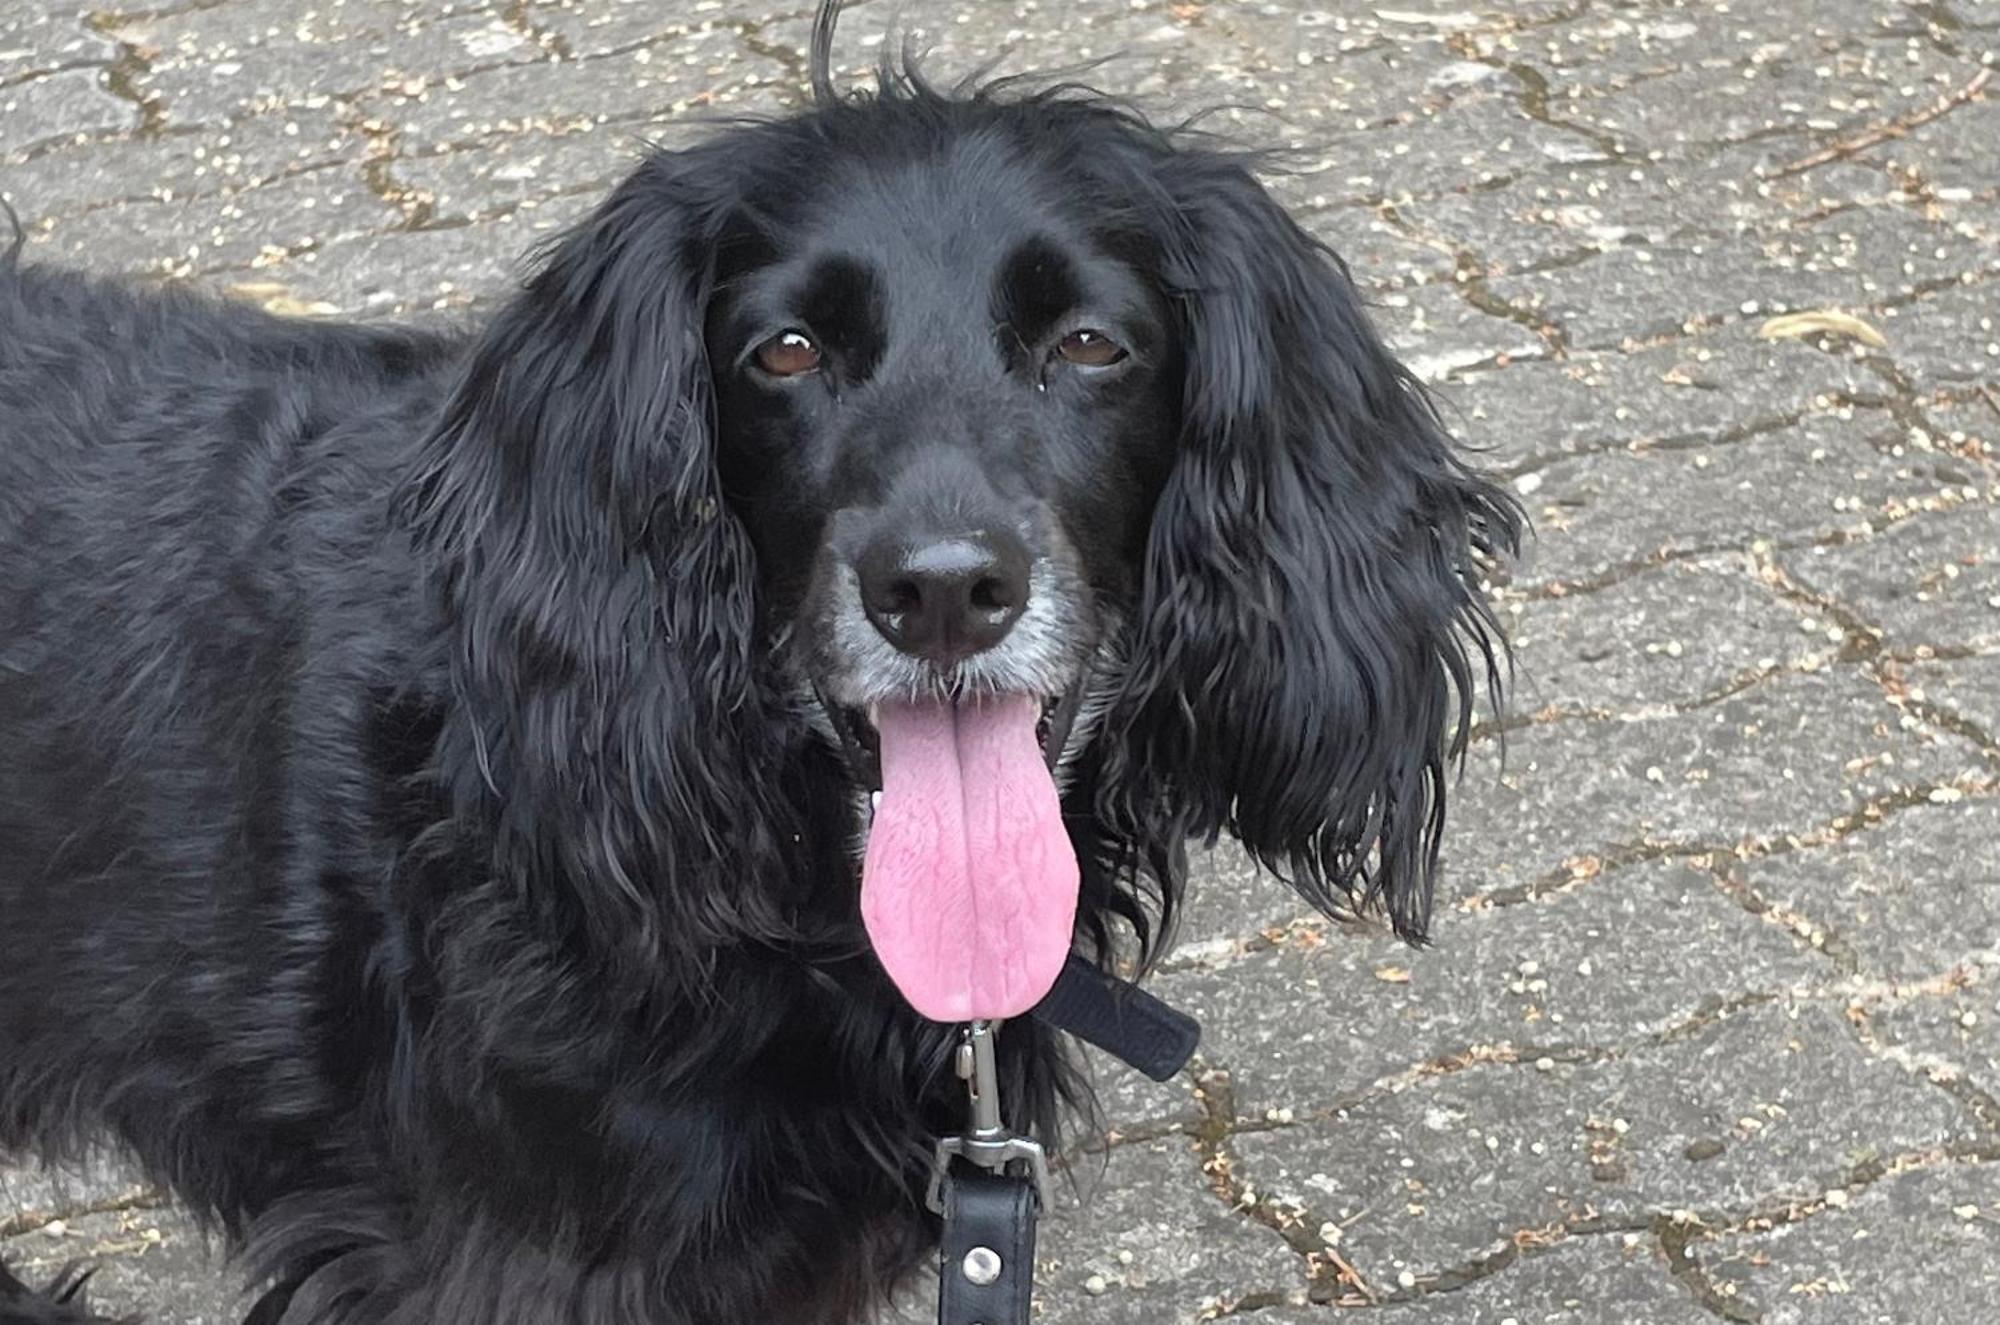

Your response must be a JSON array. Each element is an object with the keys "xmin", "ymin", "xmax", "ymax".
[
  {"xmin": 968, "ymin": 575, "xmax": 1017, "ymax": 613},
  {"xmin": 881, "ymin": 578, "xmax": 923, "ymax": 616}
]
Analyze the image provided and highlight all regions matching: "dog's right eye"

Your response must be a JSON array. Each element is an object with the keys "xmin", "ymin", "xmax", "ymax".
[
  {"xmin": 753, "ymin": 330, "xmax": 823, "ymax": 378},
  {"xmin": 1055, "ymin": 329, "xmax": 1128, "ymax": 368}
]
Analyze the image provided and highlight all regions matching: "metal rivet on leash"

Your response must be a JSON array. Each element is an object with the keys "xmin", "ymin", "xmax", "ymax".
[{"xmin": 961, "ymin": 1246, "xmax": 1002, "ymax": 1285}]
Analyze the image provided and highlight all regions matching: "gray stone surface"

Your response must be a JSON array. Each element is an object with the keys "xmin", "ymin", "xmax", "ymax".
[
  {"xmin": 1705, "ymin": 1162, "xmax": 2000, "ymax": 1324},
  {"xmin": 1036, "ymin": 1134, "xmax": 1309, "ymax": 1320},
  {"xmin": 1734, "ymin": 798, "xmax": 2000, "ymax": 984},
  {"xmin": 3, "ymin": 1, "xmax": 1998, "ymax": 1322},
  {"xmin": 1227, "ymin": 1001, "xmax": 1977, "ymax": 1289}
]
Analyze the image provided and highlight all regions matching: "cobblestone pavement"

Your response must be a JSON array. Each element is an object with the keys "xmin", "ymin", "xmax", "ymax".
[{"xmin": 5, "ymin": 1, "xmax": 2000, "ymax": 1321}]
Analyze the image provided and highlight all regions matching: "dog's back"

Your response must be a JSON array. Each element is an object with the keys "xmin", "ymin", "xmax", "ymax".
[{"xmin": 0, "ymin": 260, "xmax": 455, "ymax": 1204}]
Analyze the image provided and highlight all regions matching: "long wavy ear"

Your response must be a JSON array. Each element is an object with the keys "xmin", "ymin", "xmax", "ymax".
[
  {"xmin": 397, "ymin": 157, "xmax": 789, "ymax": 958},
  {"xmin": 1098, "ymin": 151, "xmax": 1524, "ymax": 945}
]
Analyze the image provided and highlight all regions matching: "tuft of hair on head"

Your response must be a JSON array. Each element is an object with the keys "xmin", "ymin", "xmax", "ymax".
[{"xmin": 808, "ymin": 0, "xmax": 845, "ymax": 107}]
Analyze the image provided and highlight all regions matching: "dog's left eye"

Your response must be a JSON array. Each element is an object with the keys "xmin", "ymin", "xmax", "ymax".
[
  {"xmin": 1055, "ymin": 329, "xmax": 1128, "ymax": 368},
  {"xmin": 753, "ymin": 330, "xmax": 823, "ymax": 377}
]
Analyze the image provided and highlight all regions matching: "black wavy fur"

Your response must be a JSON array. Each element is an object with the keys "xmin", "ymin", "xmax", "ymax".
[{"xmin": 0, "ymin": 5, "xmax": 1521, "ymax": 1321}]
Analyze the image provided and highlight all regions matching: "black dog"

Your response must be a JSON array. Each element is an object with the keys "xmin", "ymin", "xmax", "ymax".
[{"xmin": 0, "ymin": 5, "xmax": 1520, "ymax": 1321}]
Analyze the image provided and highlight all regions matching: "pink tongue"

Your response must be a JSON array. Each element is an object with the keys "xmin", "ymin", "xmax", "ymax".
[{"xmin": 861, "ymin": 696, "xmax": 1079, "ymax": 1022}]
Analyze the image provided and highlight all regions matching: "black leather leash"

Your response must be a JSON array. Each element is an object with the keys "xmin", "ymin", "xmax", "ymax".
[{"xmin": 929, "ymin": 956, "xmax": 1201, "ymax": 1325}]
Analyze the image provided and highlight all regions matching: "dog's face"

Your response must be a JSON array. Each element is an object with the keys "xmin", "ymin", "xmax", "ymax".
[
  {"xmin": 706, "ymin": 137, "xmax": 1182, "ymax": 772},
  {"xmin": 403, "ymin": 73, "xmax": 1522, "ymax": 996}
]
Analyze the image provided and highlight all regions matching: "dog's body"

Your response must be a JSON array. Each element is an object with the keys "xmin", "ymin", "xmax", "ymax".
[
  {"xmin": 0, "ymin": 11, "xmax": 1520, "ymax": 1322},
  {"xmin": 1, "ymin": 265, "xmax": 947, "ymax": 1323}
]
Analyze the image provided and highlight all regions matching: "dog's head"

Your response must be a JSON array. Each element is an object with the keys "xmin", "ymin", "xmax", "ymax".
[{"xmin": 400, "ymin": 4, "xmax": 1521, "ymax": 1008}]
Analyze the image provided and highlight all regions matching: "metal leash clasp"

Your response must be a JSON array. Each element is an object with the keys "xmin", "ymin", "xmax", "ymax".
[{"xmin": 924, "ymin": 1019, "xmax": 1053, "ymax": 1213}]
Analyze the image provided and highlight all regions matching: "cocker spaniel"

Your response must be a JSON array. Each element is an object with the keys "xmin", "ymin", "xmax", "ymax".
[{"xmin": 0, "ymin": 4, "xmax": 1520, "ymax": 1322}]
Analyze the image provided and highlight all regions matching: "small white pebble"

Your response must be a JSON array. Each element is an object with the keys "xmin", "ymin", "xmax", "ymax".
[
  {"xmin": 1084, "ymin": 1274, "xmax": 1109, "ymax": 1296},
  {"xmin": 1535, "ymin": 1056, "xmax": 1556, "ymax": 1072},
  {"xmin": 1397, "ymin": 1269, "xmax": 1418, "ymax": 1289}
]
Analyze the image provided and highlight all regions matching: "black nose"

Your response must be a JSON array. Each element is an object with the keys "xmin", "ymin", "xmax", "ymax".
[{"xmin": 856, "ymin": 531, "xmax": 1031, "ymax": 665}]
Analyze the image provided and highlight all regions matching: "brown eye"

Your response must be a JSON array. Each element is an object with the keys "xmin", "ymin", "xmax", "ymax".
[
  {"xmin": 1056, "ymin": 329, "xmax": 1127, "ymax": 367},
  {"xmin": 754, "ymin": 330, "xmax": 822, "ymax": 377}
]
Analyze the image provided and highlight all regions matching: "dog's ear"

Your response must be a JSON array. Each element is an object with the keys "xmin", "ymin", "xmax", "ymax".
[
  {"xmin": 1099, "ymin": 152, "xmax": 1523, "ymax": 945},
  {"xmin": 398, "ymin": 157, "xmax": 791, "ymax": 955}
]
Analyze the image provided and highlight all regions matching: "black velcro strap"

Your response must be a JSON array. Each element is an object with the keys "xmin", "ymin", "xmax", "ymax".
[
  {"xmin": 938, "ymin": 1167, "xmax": 1037, "ymax": 1325},
  {"xmin": 1030, "ymin": 954, "xmax": 1201, "ymax": 1082}
]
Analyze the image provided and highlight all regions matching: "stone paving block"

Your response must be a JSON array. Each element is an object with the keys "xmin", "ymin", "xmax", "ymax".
[
  {"xmin": 1314, "ymin": 81, "xmax": 1622, "ymax": 202},
  {"xmin": 1, "ymin": 1153, "xmax": 151, "ymax": 1233},
  {"xmin": 1300, "ymin": 203, "xmax": 1456, "ymax": 295},
  {"xmin": 1487, "ymin": 208, "xmax": 2000, "ymax": 352},
  {"xmin": 1072, "ymin": 1043, "xmax": 1205, "ymax": 1142},
  {"xmin": 108, "ymin": 3, "xmax": 552, "ymax": 125},
  {"xmin": 1503, "ymin": 556, "xmax": 1822, "ymax": 716},
  {"xmin": 1734, "ymin": 797, "xmax": 2000, "ymax": 983},
  {"xmin": 1516, "ymin": 411, "xmax": 1969, "ymax": 590},
  {"xmin": 1874, "ymin": 277, "xmax": 2000, "ymax": 388},
  {"xmin": 1925, "ymin": 394, "xmax": 2000, "ymax": 458},
  {"xmin": 1245, "ymin": 37, "xmax": 1507, "ymax": 141},
  {"xmin": 3, "ymin": 108, "xmax": 363, "ymax": 220},
  {"xmin": 1035, "ymin": 1133, "xmax": 1305, "ymax": 1324},
  {"xmin": 1398, "ymin": 147, "xmax": 1900, "ymax": 285},
  {"xmin": 1777, "ymin": 503, "xmax": 2000, "ymax": 653},
  {"xmin": 1252, "ymin": 1237, "xmax": 1708, "ymax": 1324},
  {"xmin": 1877, "ymin": 96, "xmax": 2000, "ymax": 212},
  {"xmin": 27, "ymin": 164, "xmax": 398, "ymax": 278},
  {"xmin": 523, "ymin": 0, "xmax": 723, "ymax": 63},
  {"xmin": 1443, "ymin": 667, "xmax": 1982, "ymax": 891},
  {"xmin": 1371, "ymin": 278, "xmax": 1548, "ymax": 382},
  {"xmin": 1, "ymin": 66, "xmax": 136, "ymax": 155},
  {"xmin": 201, "ymin": 206, "xmax": 590, "ymax": 321},
  {"xmin": 794, "ymin": 0, "xmax": 1275, "ymax": 119},
  {"xmin": 0, "ymin": 6, "xmax": 110, "ymax": 60},
  {"xmin": 377, "ymin": 21, "xmax": 787, "ymax": 151},
  {"xmin": 1227, "ymin": 1001, "xmax": 1976, "ymax": 1290},
  {"xmin": 387, "ymin": 125, "xmax": 649, "ymax": 226},
  {"xmin": 1905, "ymin": 650, "xmax": 2000, "ymax": 743},
  {"xmin": 1538, "ymin": 29, "xmax": 1989, "ymax": 165},
  {"xmin": 1869, "ymin": 992, "xmax": 2000, "ymax": 1113},
  {"xmin": 1704, "ymin": 1161, "xmax": 2000, "ymax": 1325},
  {"xmin": 2, "ymin": 1203, "xmax": 234, "ymax": 1324},
  {"xmin": 1156, "ymin": 860, "xmax": 1828, "ymax": 1117},
  {"xmin": 1435, "ymin": 334, "xmax": 1869, "ymax": 476}
]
